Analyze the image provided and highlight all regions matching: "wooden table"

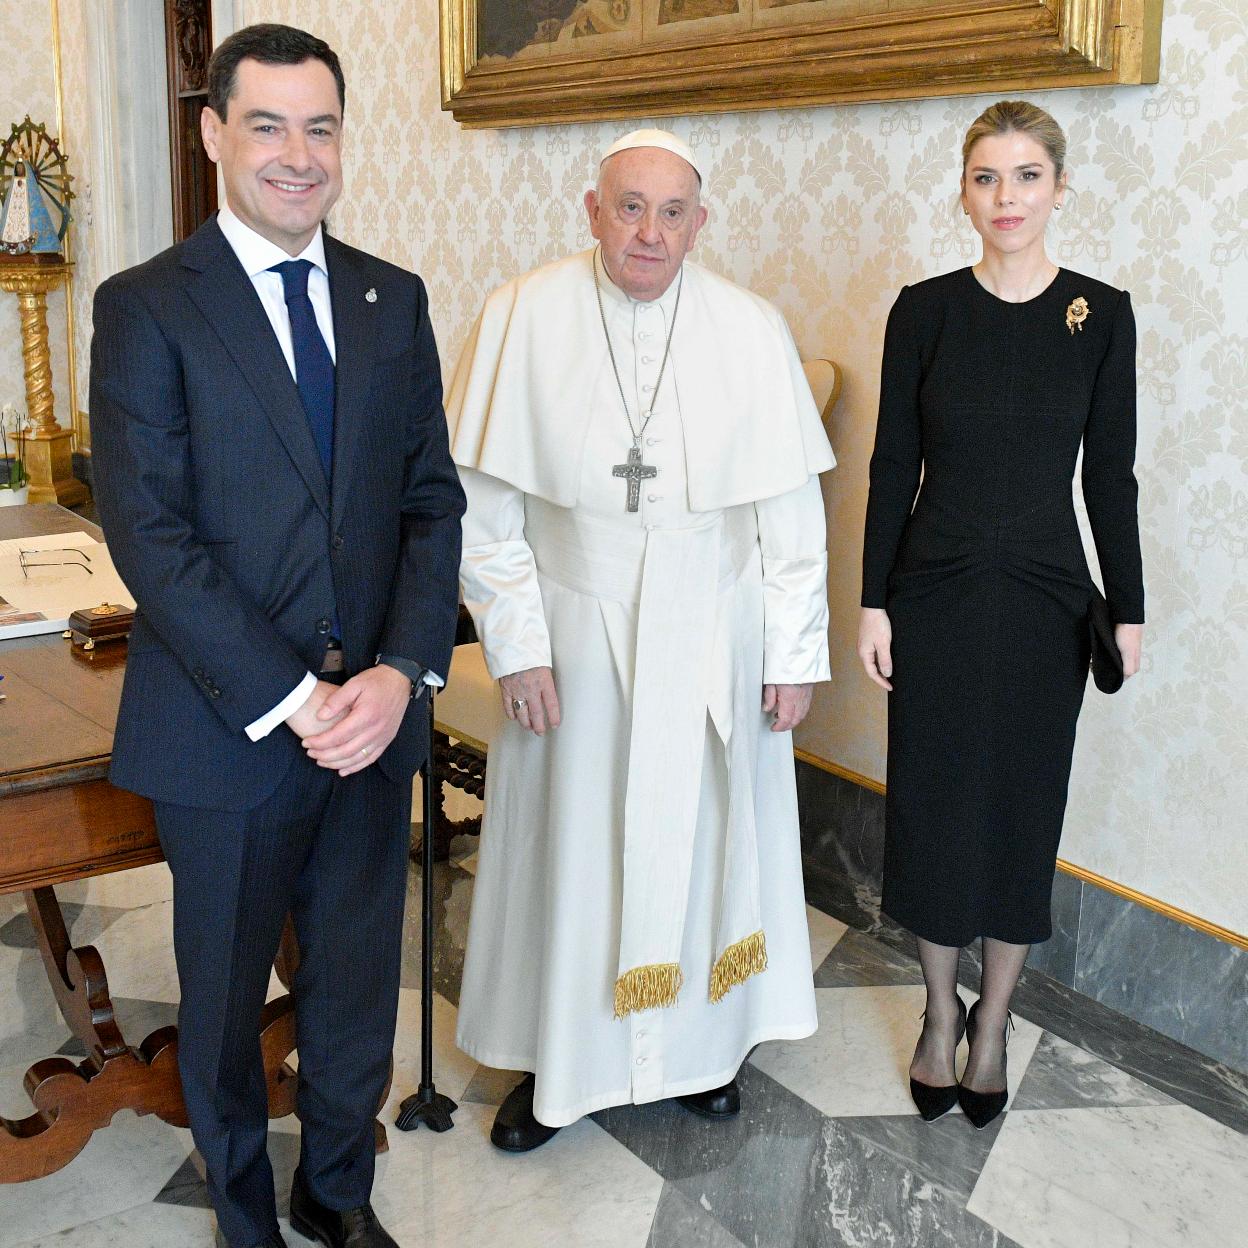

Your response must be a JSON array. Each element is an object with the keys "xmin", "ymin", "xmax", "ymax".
[{"xmin": 0, "ymin": 505, "xmax": 299, "ymax": 1183}]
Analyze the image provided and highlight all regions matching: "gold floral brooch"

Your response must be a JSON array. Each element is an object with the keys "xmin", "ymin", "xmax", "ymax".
[{"xmin": 1066, "ymin": 296, "xmax": 1090, "ymax": 334}]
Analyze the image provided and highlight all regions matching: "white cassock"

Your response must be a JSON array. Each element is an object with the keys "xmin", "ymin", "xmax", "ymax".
[{"xmin": 448, "ymin": 249, "xmax": 835, "ymax": 1128}]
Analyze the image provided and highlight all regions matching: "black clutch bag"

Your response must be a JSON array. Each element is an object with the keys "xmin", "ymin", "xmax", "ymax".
[{"xmin": 1088, "ymin": 588, "xmax": 1124, "ymax": 694}]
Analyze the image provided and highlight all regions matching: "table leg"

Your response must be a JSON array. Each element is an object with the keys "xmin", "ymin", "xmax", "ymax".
[{"xmin": 0, "ymin": 885, "xmax": 299, "ymax": 1183}]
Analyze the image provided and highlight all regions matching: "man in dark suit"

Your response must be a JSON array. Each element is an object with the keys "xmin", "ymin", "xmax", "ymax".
[{"xmin": 89, "ymin": 24, "xmax": 464, "ymax": 1248}]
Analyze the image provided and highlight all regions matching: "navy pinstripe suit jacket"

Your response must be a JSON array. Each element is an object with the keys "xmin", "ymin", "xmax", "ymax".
[{"xmin": 90, "ymin": 216, "xmax": 465, "ymax": 812}]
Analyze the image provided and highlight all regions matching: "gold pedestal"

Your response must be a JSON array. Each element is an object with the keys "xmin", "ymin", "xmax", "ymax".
[
  {"xmin": 0, "ymin": 258, "xmax": 86, "ymax": 507},
  {"xmin": 22, "ymin": 425, "xmax": 85, "ymax": 505}
]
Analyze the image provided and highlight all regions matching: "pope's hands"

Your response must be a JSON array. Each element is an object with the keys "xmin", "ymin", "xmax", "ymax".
[
  {"xmin": 299, "ymin": 664, "xmax": 414, "ymax": 775},
  {"xmin": 763, "ymin": 683, "xmax": 814, "ymax": 732},
  {"xmin": 499, "ymin": 666, "xmax": 561, "ymax": 736},
  {"xmin": 1116, "ymin": 622, "xmax": 1143, "ymax": 679},
  {"xmin": 857, "ymin": 607, "xmax": 894, "ymax": 691}
]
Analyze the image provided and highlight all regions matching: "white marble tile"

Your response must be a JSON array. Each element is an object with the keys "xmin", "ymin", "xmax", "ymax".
[
  {"xmin": 386, "ymin": 987, "xmax": 481, "ymax": 1110},
  {"xmin": 750, "ymin": 985, "xmax": 1043, "ymax": 1118},
  {"xmin": 968, "ymin": 1103, "xmax": 1248, "ymax": 1248},
  {"xmin": 805, "ymin": 903, "xmax": 848, "ymax": 972},
  {"xmin": 9, "ymin": 1201, "xmax": 216, "ymax": 1248},
  {"xmin": 0, "ymin": 1111, "xmax": 194, "ymax": 1245},
  {"xmin": 370, "ymin": 1102, "xmax": 663, "ymax": 1248}
]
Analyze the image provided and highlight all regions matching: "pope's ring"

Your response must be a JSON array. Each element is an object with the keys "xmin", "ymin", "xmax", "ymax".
[{"xmin": 512, "ymin": 698, "xmax": 528, "ymax": 712}]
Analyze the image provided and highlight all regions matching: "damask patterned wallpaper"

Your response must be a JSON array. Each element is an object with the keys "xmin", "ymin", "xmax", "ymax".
[{"xmin": 24, "ymin": 0, "xmax": 1248, "ymax": 934}]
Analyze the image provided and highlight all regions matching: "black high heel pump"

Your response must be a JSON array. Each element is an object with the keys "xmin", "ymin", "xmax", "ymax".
[
  {"xmin": 958, "ymin": 999, "xmax": 1014, "ymax": 1129},
  {"xmin": 909, "ymin": 995, "xmax": 968, "ymax": 1121}
]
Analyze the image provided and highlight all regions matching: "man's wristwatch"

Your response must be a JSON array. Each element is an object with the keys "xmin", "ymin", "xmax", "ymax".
[{"xmin": 375, "ymin": 654, "xmax": 427, "ymax": 698}]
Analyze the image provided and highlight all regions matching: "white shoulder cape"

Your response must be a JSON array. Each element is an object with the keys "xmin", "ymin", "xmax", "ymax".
[{"xmin": 445, "ymin": 250, "xmax": 834, "ymax": 511}]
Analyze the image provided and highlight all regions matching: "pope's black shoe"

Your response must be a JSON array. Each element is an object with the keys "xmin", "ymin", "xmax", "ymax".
[
  {"xmin": 675, "ymin": 1077, "xmax": 741, "ymax": 1119},
  {"xmin": 288, "ymin": 1167, "xmax": 398, "ymax": 1247},
  {"xmin": 491, "ymin": 1072, "xmax": 562, "ymax": 1152}
]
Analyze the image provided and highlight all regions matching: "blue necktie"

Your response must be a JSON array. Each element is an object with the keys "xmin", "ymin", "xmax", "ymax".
[{"xmin": 270, "ymin": 259, "xmax": 335, "ymax": 482}]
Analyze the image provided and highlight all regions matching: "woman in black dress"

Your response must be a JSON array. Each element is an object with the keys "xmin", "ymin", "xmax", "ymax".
[{"xmin": 857, "ymin": 101, "xmax": 1144, "ymax": 1127}]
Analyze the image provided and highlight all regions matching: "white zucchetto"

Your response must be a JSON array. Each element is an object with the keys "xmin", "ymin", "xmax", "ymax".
[{"xmin": 599, "ymin": 128, "xmax": 706, "ymax": 187}]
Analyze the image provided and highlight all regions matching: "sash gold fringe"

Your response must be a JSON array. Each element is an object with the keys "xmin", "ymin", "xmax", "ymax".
[
  {"xmin": 613, "ymin": 962, "xmax": 684, "ymax": 1018},
  {"xmin": 709, "ymin": 930, "xmax": 768, "ymax": 1003}
]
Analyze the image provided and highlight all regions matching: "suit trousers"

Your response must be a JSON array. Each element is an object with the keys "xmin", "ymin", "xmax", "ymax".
[{"xmin": 155, "ymin": 742, "xmax": 411, "ymax": 1248}]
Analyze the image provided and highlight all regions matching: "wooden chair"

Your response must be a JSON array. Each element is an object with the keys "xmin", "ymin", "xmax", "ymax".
[{"xmin": 425, "ymin": 360, "xmax": 842, "ymax": 860}]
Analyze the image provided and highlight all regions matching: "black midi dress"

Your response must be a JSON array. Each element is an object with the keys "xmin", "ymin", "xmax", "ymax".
[{"xmin": 862, "ymin": 268, "xmax": 1145, "ymax": 947}]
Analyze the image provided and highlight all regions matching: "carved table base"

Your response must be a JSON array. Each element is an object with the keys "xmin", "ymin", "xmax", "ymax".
[{"xmin": 0, "ymin": 886, "xmax": 299, "ymax": 1183}]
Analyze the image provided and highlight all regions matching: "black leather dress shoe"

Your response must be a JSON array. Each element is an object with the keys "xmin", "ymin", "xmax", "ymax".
[
  {"xmin": 675, "ymin": 1078, "xmax": 741, "ymax": 1118},
  {"xmin": 491, "ymin": 1072, "xmax": 561, "ymax": 1152},
  {"xmin": 289, "ymin": 1168, "xmax": 398, "ymax": 1247},
  {"xmin": 215, "ymin": 1230, "xmax": 286, "ymax": 1248}
]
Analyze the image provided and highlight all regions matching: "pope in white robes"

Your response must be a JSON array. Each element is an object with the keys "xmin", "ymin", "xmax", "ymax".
[{"xmin": 447, "ymin": 130, "xmax": 836, "ymax": 1149}]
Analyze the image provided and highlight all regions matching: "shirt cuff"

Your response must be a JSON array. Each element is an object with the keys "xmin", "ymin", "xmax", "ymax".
[
  {"xmin": 376, "ymin": 654, "xmax": 443, "ymax": 693},
  {"xmin": 245, "ymin": 670, "xmax": 317, "ymax": 741}
]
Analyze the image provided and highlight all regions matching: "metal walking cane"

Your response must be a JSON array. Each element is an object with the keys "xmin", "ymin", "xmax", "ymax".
[{"xmin": 395, "ymin": 686, "xmax": 457, "ymax": 1133}]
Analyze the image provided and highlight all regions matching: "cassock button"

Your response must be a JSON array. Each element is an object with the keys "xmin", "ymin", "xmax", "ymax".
[
  {"xmin": 646, "ymin": 437, "xmax": 658, "ymax": 446},
  {"xmin": 642, "ymin": 355, "xmax": 655, "ymax": 364},
  {"xmin": 647, "ymin": 493, "xmax": 658, "ymax": 503},
  {"xmin": 635, "ymin": 1057, "xmax": 646, "ymax": 1066}
]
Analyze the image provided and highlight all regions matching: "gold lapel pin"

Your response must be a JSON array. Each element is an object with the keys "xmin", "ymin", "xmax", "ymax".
[
  {"xmin": 1066, "ymin": 296, "xmax": 1090, "ymax": 334},
  {"xmin": 365, "ymin": 288, "xmax": 377, "ymax": 303}
]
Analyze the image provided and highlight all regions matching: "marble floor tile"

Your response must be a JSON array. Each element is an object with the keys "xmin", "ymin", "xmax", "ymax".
[
  {"xmin": 459, "ymin": 1063, "xmax": 524, "ymax": 1108},
  {"xmin": 1012, "ymin": 1031, "xmax": 1177, "ymax": 1113},
  {"xmin": 968, "ymin": 1103, "xmax": 1248, "ymax": 1248},
  {"xmin": 387, "ymin": 987, "xmax": 482, "ymax": 1112},
  {"xmin": 749, "ymin": 985, "xmax": 1043, "ymax": 1119},
  {"xmin": 645, "ymin": 1183, "xmax": 746, "ymax": 1247},
  {"xmin": 805, "ymin": 902, "xmax": 847, "ymax": 972},
  {"xmin": 371, "ymin": 1102, "xmax": 663, "ymax": 1248},
  {"xmin": 812, "ymin": 926, "xmax": 924, "ymax": 988},
  {"xmin": 8, "ymin": 1201, "xmax": 218, "ymax": 1248},
  {"xmin": 595, "ymin": 1064, "xmax": 826, "ymax": 1248},
  {"xmin": 0, "ymin": 1111, "xmax": 194, "ymax": 1245},
  {"xmin": 399, "ymin": 862, "xmax": 474, "ymax": 1008},
  {"xmin": 830, "ymin": 1110, "xmax": 1005, "ymax": 1205},
  {"xmin": 804, "ymin": 1116, "xmax": 1024, "ymax": 1248},
  {"xmin": 0, "ymin": 900, "xmax": 131, "ymax": 951}
]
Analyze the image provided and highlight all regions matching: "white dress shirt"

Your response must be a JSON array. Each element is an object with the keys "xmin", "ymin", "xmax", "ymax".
[{"xmin": 208, "ymin": 208, "xmax": 331, "ymax": 742}]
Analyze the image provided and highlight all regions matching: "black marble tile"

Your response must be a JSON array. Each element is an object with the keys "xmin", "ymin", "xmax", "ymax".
[
  {"xmin": 992, "ymin": 964, "xmax": 1248, "ymax": 1135},
  {"xmin": 54, "ymin": 996, "xmax": 180, "ymax": 1058},
  {"xmin": 831, "ymin": 1111, "xmax": 1004, "ymax": 1205},
  {"xmin": 813, "ymin": 927, "xmax": 923, "ymax": 988},
  {"xmin": 594, "ymin": 1064, "xmax": 826, "ymax": 1248},
  {"xmin": 800, "ymin": 1117, "xmax": 1024, "ymax": 1248},
  {"xmin": 153, "ymin": 1152, "xmax": 210, "ymax": 1209},
  {"xmin": 1074, "ymin": 882, "xmax": 1248, "ymax": 1073},
  {"xmin": 797, "ymin": 763, "xmax": 886, "ymax": 904},
  {"xmin": 399, "ymin": 857, "xmax": 474, "ymax": 1008},
  {"xmin": 460, "ymin": 1065, "xmax": 524, "ymax": 1107},
  {"xmin": 1025, "ymin": 871, "xmax": 1081, "ymax": 986},
  {"xmin": 1012, "ymin": 1031, "xmax": 1175, "ymax": 1112},
  {"xmin": 646, "ymin": 1184, "xmax": 746, "ymax": 1248}
]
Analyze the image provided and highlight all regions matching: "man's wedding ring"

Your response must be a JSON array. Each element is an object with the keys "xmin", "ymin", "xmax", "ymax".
[
  {"xmin": 512, "ymin": 698, "xmax": 527, "ymax": 712},
  {"xmin": 360, "ymin": 745, "xmax": 370, "ymax": 756}
]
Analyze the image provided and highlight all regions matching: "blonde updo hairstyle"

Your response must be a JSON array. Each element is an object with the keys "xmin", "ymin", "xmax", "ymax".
[{"xmin": 961, "ymin": 100, "xmax": 1067, "ymax": 189}]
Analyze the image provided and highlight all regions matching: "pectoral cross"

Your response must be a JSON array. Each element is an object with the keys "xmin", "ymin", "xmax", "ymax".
[{"xmin": 612, "ymin": 444, "xmax": 658, "ymax": 513}]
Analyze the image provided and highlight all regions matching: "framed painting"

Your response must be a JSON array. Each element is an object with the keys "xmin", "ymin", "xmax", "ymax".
[{"xmin": 439, "ymin": 0, "xmax": 1163, "ymax": 128}]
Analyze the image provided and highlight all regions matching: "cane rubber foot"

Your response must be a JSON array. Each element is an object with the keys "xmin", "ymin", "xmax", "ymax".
[{"xmin": 395, "ymin": 1086, "xmax": 457, "ymax": 1133}]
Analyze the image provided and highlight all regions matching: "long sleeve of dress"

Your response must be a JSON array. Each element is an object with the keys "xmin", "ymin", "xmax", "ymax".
[
  {"xmin": 459, "ymin": 466, "xmax": 553, "ymax": 679},
  {"xmin": 1082, "ymin": 291, "xmax": 1145, "ymax": 624},
  {"xmin": 756, "ymin": 475, "xmax": 832, "ymax": 685},
  {"xmin": 861, "ymin": 286, "xmax": 923, "ymax": 608}
]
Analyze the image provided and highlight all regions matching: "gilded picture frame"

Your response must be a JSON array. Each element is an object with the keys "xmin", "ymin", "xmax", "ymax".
[{"xmin": 440, "ymin": 0, "xmax": 1163, "ymax": 129}]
